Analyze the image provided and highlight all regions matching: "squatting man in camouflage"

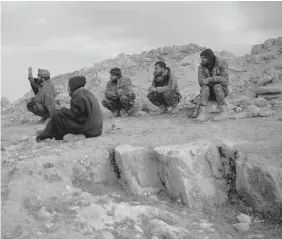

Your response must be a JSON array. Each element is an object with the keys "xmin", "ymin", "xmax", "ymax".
[
  {"xmin": 102, "ymin": 67, "xmax": 136, "ymax": 117},
  {"xmin": 147, "ymin": 61, "xmax": 181, "ymax": 114},
  {"xmin": 196, "ymin": 49, "xmax": 230, "ymax": 122},
  {"xmin": 26, "ymin": 67, "xmax": 57, "ymax": 124}
]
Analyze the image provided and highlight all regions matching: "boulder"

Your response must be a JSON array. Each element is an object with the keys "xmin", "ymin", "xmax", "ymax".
[
  {"xmin": 275, "ymin": 63, "xmax": 282, "ymax": 70},
  {"xmin": 254, "ymin": 77, "xmax": 272, "ymax": 88},
  {"xmin": 258, "ymin": 109, "xmax": 273, "ymax": 117},
  {"xmin": 273, "ymin": 70, "xmax": 282, "ymax": 80},
  {"xmin": 233, "ymin": 223, "xmax": 250, "ymax": 233},
  {"xmin": 153, "ymin": 141, "xmax": 237, "ymax": 209},
  {"xmin": 255, "ymin": 86, "xmax": 282, "ymax": 95},
  {"xmin": 251, "ymin": 45, "xmax": 263, "ymax": 55},
  {"xmin": 246, "ymin": 105, "xmax": 259, "ymax": 117},
  {"xmin": 1, "ymin": 96, "xmax": 10, "ymax": 109},
  {"xmin": 230, "ymin": 96, "xmax": 254, "ymax": 107},
  {"xmin": 263, "ymin": 38, "xmax": 276, "ymax": 49},
  {"xmin": 236, "ymin": 214, "xmax": 251, "ymax": 224},
  {"xmin": 236, "ymin": 155, "xmax": 282, "ymax": 221},
  {"xmin": 258, "ymin": 93, "xmax": 282, "ymax": 101},
  {"xmin": 115, "ymin": 145, "xmax": 162, "ymax": 195},
  {"xmin": 254, "ymin": 98, "xmax": 268, "ymax": 108}
]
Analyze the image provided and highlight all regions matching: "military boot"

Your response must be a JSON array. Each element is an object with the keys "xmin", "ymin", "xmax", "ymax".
[
  {"xmin": 196, "ymin": 105, "xmax": 207, "ymax": 122},
  {"xmin": 214, "ymin": 104, "xmax": 229, "ymax": 121}
]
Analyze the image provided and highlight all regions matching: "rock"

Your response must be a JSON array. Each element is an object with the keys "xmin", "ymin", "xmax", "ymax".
[
  {"xmin": 263, "ymin": 38, "xmax": 276, "ymax": 49},
  {"xmin": 255, "ymin": 86, "xmax": 282, "ymax": 95},
  {"xmin": 279, "ymin": 115, "xmax": 282, "ymax": 121},
  {"xmin": 135, "ymin": 111, "xmax": 149, "ymax": 117},
  {"xmin": 154, "ymin": 141, "xmax": 237, "ymax": 209},
  {"xmin": 254, "ymin": 98, "xmax": 268, "ymax": 108},
  {"xmin": 275, "ymin": 63, "xmax": 282, "ymax": 70},
  {"xmin": 99, "ymin": 231, "xmax": 115, "ymax": 239},
  {"xmin": 251, "ymin": 45, "xmax": 263, "ymax": 55},
  {"xmin": 258, "ymin": 109, "xmax": 272, "ymax": 117},
  {"xmin": 148, "ymin": 219, "xmax": 191, "ymax": 239},
  {"xmin": 151, "ymin": 236, "xmax": 159, "ymax": 239},
  {"xmin": 258, "ymin": 93, "xmax": 282, "ymax": 101},
  {"xmin": 229, "ymin": 95, "xmax": 255, "ymax": 107},
  {"xmin": 273, "ymin": 70, "xmax": 282, "ymax": 80},
  {"xmin": 1, "ymin": 96, "xmax": 10, "ymax": 109},
  {"xmin": 233, "ymin": 223, "xmax": 249, "ymax": 233},
  {"xmin": 254, "ymin": 77, "xmax": 272, "ymax": 87},
  {"xmin": 236, "ymin": 157, "xmax": 282, "ymax": 221},
  {"xmin": 115, "ymin": 145, "xmax": 162, "ymax": 195},
  {"xmin": 63, "ymin": 134, "xmax": 86, "ymax": 142},
  {"xmin": 236, "ymin": 214, "xmax": 251, "ymax": 224},
  {"xmin": 246, "ymin": 105, "xmax": 259, "ymax": 117},
  {"xmin": 245, "ymin": 234, "xmax": 264, "ymax": 239}
]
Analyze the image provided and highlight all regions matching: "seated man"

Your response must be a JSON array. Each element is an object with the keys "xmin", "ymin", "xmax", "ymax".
[
  {"xmin": 36, "ymin": 76, "xmax": 103, "ymax": 142},
  {"xmin": 147, "ymin": 61, "xmax": 181, "ymax": 114},
  {"xmin": 102, "ymin": 68, "xmax": 136, "ymax": 117},
  {"xmin": 26, "ymin": 67, "xmax": 57, "ymax": 124},
  {"xmin": 196, "ymin": 49, "xmax": 230, "ymax": 122}
]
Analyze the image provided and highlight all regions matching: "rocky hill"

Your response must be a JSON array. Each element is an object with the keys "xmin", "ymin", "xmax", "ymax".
[
  {"xmin": 1, "ymin": 37, "xmax": 282, "ymax": 239},
  {"xmin": 2, "ymin": 37, "xmax": 282, "ymax": 125}
]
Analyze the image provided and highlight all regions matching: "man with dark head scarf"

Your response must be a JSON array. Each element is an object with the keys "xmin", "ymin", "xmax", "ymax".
[
  {"xmin": 36, "ymin": 76, "xmax": 103, "ymax": 142},
  {"xmin": 147, "ymin": 61, "xmax": 181, "ymax": 115},
  {"xmin": 196, "ymin": 49, "xmax": 230, "ymax": 122},
  {"xmin": 26, "ymin": 67, "xmax": 57, "ymax": 123},
  {"xmin": 102, "ymin": 67, "xmax": 136, "ymax": 117}
]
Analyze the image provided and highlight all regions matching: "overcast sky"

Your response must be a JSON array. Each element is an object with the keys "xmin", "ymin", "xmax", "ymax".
[{"xmin": 1, "ymin": 1, "xmax": 282, "ymax": 102}]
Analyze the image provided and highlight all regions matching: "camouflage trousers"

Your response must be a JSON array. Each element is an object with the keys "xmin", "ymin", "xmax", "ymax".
[
  {"xmin": 102, "ymin": 94, "xmax": 135, "ymax": 113},
  {"xmin": 147, "ymin": 90, "xmax": 180, "ymax": 107},
  {"xmin": 26, "ymin": 101, "xmax": 49, "ymax": 118},
  {"xmin": 200, "ymin": 84, "xmax": 227, "ymax": 106}
]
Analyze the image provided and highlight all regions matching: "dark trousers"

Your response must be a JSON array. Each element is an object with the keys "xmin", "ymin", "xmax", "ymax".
[{"xmin": 26, "ymin": 101, "xmax": 49, "ymax": 118}]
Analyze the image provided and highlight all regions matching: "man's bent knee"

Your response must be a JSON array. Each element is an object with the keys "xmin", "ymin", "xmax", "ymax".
[{"xmin": 162, "ymin": 90, "xmax": 178, "ymax": 106}]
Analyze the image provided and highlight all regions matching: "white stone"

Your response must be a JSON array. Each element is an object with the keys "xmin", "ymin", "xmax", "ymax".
[
  {"xmin": 254, "ymin": 98, "xmax": 268, "ymax": 108},
  {"xmin": 236, "ymin": 214, "xmax": 251, "ymax": 224},
  {"xmin": 115, "ymin": 145, "xmax": 162, "ymax": 195},
  {"xmin": 246, "ymin": 105, "xmax": 259, "ymax": 117},
  {"xmin": 233, "ymin": 223, "xmax": 249, "ymax": 233},
  {"xmin": 154, "ymin": 141, "xmax": 235, "ymax": 209}
]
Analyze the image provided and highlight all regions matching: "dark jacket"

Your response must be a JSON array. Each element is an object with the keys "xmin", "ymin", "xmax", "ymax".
[
  {"xmin": 198, "ymin": 56, "xmax": 229, "ymax": 90},
  {"xmin": 42, "ymin": 88, "xmax": 103, "ymax": 140}
]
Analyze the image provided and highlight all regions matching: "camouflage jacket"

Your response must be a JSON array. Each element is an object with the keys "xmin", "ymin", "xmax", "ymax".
[
  {"xmin": 105, "ymin": 76, "xmax": 135, "ymax": 100},
  {"xmin": 149, "ymin": 70, "xmax": 181, "ymax": 97},
  {"xmin": 198, "ymin": 56, "xmax": 229, "ymax": 89}
]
